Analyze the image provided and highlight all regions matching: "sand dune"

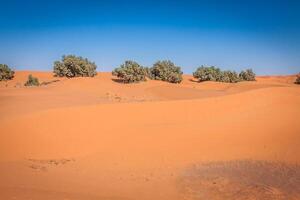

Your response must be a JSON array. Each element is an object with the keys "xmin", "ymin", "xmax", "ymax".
[{"xmin": 0, "ymin": 71, "xmax": 300, "ymax": 200}]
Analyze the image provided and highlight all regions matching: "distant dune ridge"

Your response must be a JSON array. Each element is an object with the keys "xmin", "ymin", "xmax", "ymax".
[{"xmin": 0, "ymin": 71, "xmax": 300, "ymax": 200}]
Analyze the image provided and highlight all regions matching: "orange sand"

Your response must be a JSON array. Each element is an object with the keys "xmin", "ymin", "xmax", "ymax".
[{"xmin": 0, "ymin": 71, "xmax": 299, "ymax": 199}]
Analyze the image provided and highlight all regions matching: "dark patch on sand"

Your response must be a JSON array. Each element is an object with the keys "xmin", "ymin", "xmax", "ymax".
[
  {"xmin": 40, "ymin": 79, "xmax": 60, "ymax": 86},
  {"xmin": 27, "ymin": 158, "xmax": 75, "ymax": 172},
  {"xmin": 178, "ymin": 160, "xmax": 300, "ymax": 200}
]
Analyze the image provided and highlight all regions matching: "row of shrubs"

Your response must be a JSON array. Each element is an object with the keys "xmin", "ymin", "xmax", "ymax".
[
  {"xmin": 111, "ymin": 60, "xmax": 257, "ymax": 84},
  {"xmin": 1, "ymin": 55, "xmax": 300, "ymax": 85},
  {"xmin": 193, "ymin": 66, "xmax": 256, "ymax": 83},
  {"xmin": 112, "ymin": 60, "xmax": 183, "ymax": 83},
  {"xmin": 53, "ymin": 55, "xmax": 257, "ymax": 83}
]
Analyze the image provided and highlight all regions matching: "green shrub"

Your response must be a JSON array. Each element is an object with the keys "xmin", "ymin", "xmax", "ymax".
[
  {"xmin": 24, "ymin": 74, "xmax": 40, "ymax": 86},
  {"xmin": 112, "ymin": 60, "xmax": 147, "ymax": 83},
  {"xmin": 219, "ymin": 70, "xmax": 240, "ymax": 83},
  {"xmin": 53, "ymin": 55, "xmax": 97, "ymax": 78},
  {"xmin": 150, "ymin": 60, "xmax": 183, "ymax": 83},
  {"xmin": 0, "ymin": 64, "xmax": 15, "ymax": 81},
  {"xmin": 144, "ymin": 67, "xmax": 155, "ymax": 80},
  {"xmin": 193, "ymin": 66, "xmax": 222, "ymax": 82},
  {"xmin": 239, "ymin": 69, "xmax": 256, "ymax": 81},
  {"xmin": 295, "ymin": 74, "xmax": 300, "ymax": 84}
]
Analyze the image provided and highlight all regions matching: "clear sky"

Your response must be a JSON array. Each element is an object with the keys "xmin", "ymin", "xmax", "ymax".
[{"xmin": 0, "ymin": 0, "xmax": 299, "ymax": 75}]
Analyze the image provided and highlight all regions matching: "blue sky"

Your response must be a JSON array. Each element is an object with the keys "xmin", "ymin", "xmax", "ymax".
[{"xmin": 0, "ymin": 0, "xmax": 299, "ymax": 75}]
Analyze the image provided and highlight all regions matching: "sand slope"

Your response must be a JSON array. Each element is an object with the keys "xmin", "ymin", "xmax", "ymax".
[{"xmin": 0, "ymin": 71, "xmax": 300, "ymax": 200}]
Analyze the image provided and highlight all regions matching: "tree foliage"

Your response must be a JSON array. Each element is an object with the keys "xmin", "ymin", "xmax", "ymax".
[
  {"xmin": 24, "ymin": 74, "xmax": 40, "ymax": 86},
  {"xmin": 112, "ymin": 60, "xmax": 147, "ymax": 83},
  {"xmin": 53, "ymin": 55, "xmax": 97, "ymax": 78},
  {"xmin": 0, "ymin": 64, "xmax": 15, "ymax": 81},
  {"xmin": 150, "ymin": 60, "xmax": 183, "ymax": 83}
]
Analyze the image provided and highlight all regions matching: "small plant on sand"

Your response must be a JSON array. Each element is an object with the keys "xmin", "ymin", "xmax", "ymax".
[
  {"xmin": 295, "ymin": 74, "xmax": 300, "ymax": 84},
  {"xmin": 24, "ymin": 74, "xmax": 40, "ymax": 86},
  {"xmin": 239, "ymin": 69, "xmax": 256, "ymax": 81},
  {"xmin": 0, "ymin": 64, "xmax": 15, "ymax": 81},
  {"xmin": 53, "ymin": 55, "xmax": 97, "ymax": 78},
  {"xmin": 193, "ymin": 66, "xmax": 222, "ymax": 82},
  {"xmin": 150, "ymin": 60, "xmax": 183, "ymax": 83},
  {"xmin": 112, "ymin": 60, "xmax": 147, "ymax": 83}
]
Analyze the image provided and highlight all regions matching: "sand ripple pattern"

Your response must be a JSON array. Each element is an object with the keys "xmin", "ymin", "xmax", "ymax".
[{"xmin": 179, "ymin": 160, "xmax": 300, "ymax": 200}]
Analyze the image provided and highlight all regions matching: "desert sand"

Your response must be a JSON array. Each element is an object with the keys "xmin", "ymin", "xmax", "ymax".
[{"xmin": 0, "ymin": 71, "xmax": 300, "ymax": 200}]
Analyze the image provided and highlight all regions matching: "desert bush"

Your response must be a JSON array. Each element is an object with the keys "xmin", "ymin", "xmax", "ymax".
[
  {"xmin": 144, "ymin": 67, "xmax": 155, "ymax": 80},
  {"xmin": 219, "ymin": 70, "xmax": 240, "ymax": 83},
  {"xmin": 295, "ymin": 74, "xmax": 300, "ymax": 84},
  {"xmin": 150, "ymin": 60, "xmax": 183, "ymax": 83},
  {"xmin": 112, "ymin": 60, "xmax": 147, "ymax": 83},
  {"xmin": 24, "ymin": 74, "xmax": 39, "ymax": 86},
  {"xmin": 53, "ymin": 55, "xmax": 97, "ymax": 78},
  {"xmin": 193, "ymin": 66, "xmax": 222, "ymax": 82},
  {"xmin": 0, "ymin": 64, "xmax": 15, "ymax": 81},
  {"xmin": 239, "ymin": 69, "xmax": 256, "ymax": 81}
]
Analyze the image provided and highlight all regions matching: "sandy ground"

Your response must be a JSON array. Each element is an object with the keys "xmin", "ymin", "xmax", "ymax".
[{"xmin": 0, "ymin": 71, "xmax": 300, "ymax": 200}]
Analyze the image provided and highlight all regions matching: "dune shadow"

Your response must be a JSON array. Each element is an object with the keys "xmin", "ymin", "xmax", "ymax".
[
  {"xmin": 178, "ymin": 160, "xmax": 300, "ymax": 200},
  {"xmin": 111, "ymin": 78, "xmax": 143, "ymax": 84},
  {"xmin": 40, "ymin": 79, "xmax": 60, "ymax": 86}
]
